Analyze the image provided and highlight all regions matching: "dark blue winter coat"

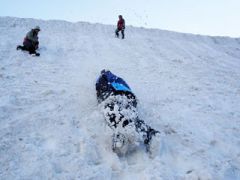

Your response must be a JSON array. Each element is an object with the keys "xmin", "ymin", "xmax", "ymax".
[{"xmin": 96, "ymin": 70, "xmax": 135, "ymax": 102}]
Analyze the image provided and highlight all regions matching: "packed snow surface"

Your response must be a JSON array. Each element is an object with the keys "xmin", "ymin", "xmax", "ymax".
[{"xmin": 0, "ymin": 17, "xmax": 240, "ymax": 179}]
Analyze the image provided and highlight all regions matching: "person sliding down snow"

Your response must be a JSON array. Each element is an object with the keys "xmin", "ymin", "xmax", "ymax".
[
  {"xmin": 96, "ymin": 70, "xmax": 159, "ymax": 155},
  {"xmin": 17, "ymin": 26, "xmax": 40, "ymax": 56},
  {"xmin": 115, "ymin": 15, "xmax": 125, "ymax": 39}
]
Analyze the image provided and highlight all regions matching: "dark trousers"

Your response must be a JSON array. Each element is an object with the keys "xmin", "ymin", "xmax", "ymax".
[
  {"xmin": 104, "ymin": 94, "xmax": 158, "ymax": 147},
  {"xmin": 115, "ymin": 28, "xmax": 125, "ymax": 39},
  {"xmin": 17, "ymin": 45, "xmax": 37, "ymax": 54},
  {"xmin": 17, "ymin": 39, "xmax": 39, "ymax": 55}
]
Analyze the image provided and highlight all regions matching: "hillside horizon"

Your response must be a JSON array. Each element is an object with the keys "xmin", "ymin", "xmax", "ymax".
[{"xmin": 2, "ymin": 16, "xmax": 240, "ymax": 38}]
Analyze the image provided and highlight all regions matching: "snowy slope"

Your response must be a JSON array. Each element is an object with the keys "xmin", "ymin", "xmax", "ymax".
[{"xmin": 0, "ymin": 17, "xmax": 240, "ymax": 180}]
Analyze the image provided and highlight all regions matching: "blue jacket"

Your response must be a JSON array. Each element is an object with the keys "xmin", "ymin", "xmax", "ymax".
[{"xmin": 96, "ymin": 70, "xmax": 135, "ymax": 102}]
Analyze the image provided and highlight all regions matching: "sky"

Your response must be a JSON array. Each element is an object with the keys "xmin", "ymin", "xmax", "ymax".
[{"xmin": 0, "ymin": 0, "xmax": 240, "ymax": 37}]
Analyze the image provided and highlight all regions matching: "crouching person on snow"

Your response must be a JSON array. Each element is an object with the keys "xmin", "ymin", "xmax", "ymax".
[
  {"xmin": 96, "ymin": 69, "xmax": 160, "ymax": 156},
  {"xmin": 115, "ymin": 15, "xmax": 125, "ymax": 39},
  {"xmin": 17, "ymin": 26, "xmax": 41, "ymax": 56}
]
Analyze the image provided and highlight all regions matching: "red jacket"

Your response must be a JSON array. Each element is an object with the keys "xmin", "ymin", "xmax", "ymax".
[{"xmin": 117, "ymin": 19, "xmax": 125, "ymax": 30}]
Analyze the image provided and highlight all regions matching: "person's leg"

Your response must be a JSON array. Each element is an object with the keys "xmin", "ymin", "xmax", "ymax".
[
  {"xmin": 17, "ymin": 45, "xmax": 28, "ymax": 51},
  {"xmin": 115, "ymin": 29, "xmax": 120, "ymax": 38},
  {"xmin": 104, "ymin": 99, "xmax": 124, "ymax": 128},
  {"xmin": 121, "ymin": 30, "xmax": 125, "ymax": 39},
  {"xmin": 134, "ymin": 118, "xmax": 159, "ymax": 146},
  {"xmin": 18, "ymin": 41, "xmax": 40, "ymax": 56},
  {"xmin": 28, "ymin": 45, "xmax": 40, "ymax": 56},
  {"xmin": 28, "ymin": 46, "xmax": 36, "ymax": 54},
  {"xmin": 17, "ymin": 45, "xmax": 23, "ymax": 50}
]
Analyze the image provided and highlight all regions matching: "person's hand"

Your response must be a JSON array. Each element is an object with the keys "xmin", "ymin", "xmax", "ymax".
[{"xmin": 34, "ymin": 42, "xmax": 39, "ymax": 49}]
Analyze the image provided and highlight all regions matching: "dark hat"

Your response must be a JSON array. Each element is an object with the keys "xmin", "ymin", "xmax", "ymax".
[{"xmin": 34, "ymin": 26, "xmax": 40, "ymax": 31}]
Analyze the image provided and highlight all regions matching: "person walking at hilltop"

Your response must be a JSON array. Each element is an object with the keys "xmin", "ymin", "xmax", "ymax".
[
  {"xmin": 115, "ymin": 15, "xmax": 125, "ymax": 39},
  {"xmin": 17, "ymin": 26, "xmax": 41, "ymax": 56}
]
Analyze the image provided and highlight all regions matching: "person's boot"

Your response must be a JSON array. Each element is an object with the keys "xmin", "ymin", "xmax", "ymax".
[
  {"xmin": 112, "ymin": 132, "xmax": 129, "ymax": 155},
  {"xmin": 144, "ymin": 128, "xmax": 160, "ymax": 151},
  {"xmin": 16, "ymin": 45, "xmax": 23, "ymax": 50},
  {"xmin": 148, "ymin": 132, "xmax": 161, "ymax": 158},
  {"xmin": 30, "ymin": 52, "xmax": 40, "ymax": 57}
]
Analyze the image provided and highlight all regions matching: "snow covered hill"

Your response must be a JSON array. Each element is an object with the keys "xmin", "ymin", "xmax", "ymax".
[{"xmin": 0, "ymin": 17, "xmax": 240, "ymax": 180}]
